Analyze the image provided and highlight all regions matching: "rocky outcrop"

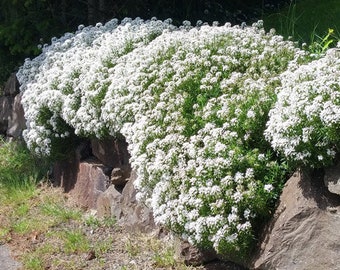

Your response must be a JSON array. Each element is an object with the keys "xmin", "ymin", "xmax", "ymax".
[
  {"xmin": 0, "ymin": 73, "xmax": 25, "ymax": 138},
  {"xmin": 252, "ymin": 169, "xmax": 340, "ymax": 270},
  {"xmin": 52, "ymin": 138, "xmax": 157, "ymax": 233}
]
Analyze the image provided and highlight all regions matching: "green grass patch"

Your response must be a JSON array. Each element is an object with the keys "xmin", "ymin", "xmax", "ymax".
[
  {"xmin": 60, "ymin": 229, "xmax": 91, "ymax": 254},
  {"xmin": 0, "ymin": 138, "xmax": 49, "ymax": 197}
]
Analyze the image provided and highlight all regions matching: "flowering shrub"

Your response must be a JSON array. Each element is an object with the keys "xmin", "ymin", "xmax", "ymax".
[
  {"xmin": 17, "ymin": 18, "xmax": 308, "ymax": 259},
  {"xmin": 115, "ymin": 22, "xmax": 306, "ymax": 259},
  {"xmin": 17, "ymin": 17, "xmax": 176, "ymax": 156},
  {"xmin": 265, "ymin": 44, "xmax": 340, "ymax": 167}
]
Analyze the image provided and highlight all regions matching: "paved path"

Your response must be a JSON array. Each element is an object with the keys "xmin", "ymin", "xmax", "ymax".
[{"xmin": 0, "ymin": 245, "xmax": 21, "ymax": 270}]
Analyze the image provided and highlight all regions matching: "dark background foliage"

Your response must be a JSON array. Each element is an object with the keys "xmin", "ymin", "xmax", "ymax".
[{"xmin": 0, "ymin": 0, "xmax": 290, "ymax": 87}]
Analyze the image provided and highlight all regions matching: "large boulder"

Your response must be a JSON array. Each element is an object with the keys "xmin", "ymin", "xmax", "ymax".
[{"xmin": 252, "ymin": 169, "xmax": 340, "ymax": 270}]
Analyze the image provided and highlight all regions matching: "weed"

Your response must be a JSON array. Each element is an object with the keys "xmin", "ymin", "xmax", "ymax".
[
  {"xmin": 94, "ymin": 237, "xmax": 114, "ymax": 256},
  {"xmin": 102, "ymin": 216, "xmax": 117, "ymax": 227},
  {"xmin": 153, "ymin": 247, "xmax": 177, "ymax": 268},
  {"xmin": 124, "ymin": 237, "xmax": 140, "ymax": 257},
  {"xmin": 263, "ymin": 0, "xmax": 340, "ymax": 45},
  {"xmin": 62, "ymin": 229, "xmax": 90, "ymax": 254},
  {"xmin": 40, "ymin": 202, "xmax": 81, "ymax": 222},
  {"xmin": 0, "ymin": 139, "xmax": 49, "ymax": 193},
  {"xmin": 23, "ymin": 254, "xmax": 44, "ymax": 270},
  {"xmin": 84, "ymin": 215, "xmax": 101, "ymax": 229},
  {"xmin": 12, "ymin": 219, "xmax": 31, "ymax": 234},
  {"xmin": 308, "ymin": 28, "xmax": 336, "ymax": 54}
]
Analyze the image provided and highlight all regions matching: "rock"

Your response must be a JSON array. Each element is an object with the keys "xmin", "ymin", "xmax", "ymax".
[
  {"xmin": 69, "ymin": 158, "xmax": 110, "ymax": 209},
  {"xmin": 203, "ymin": 261, "xmax": 248, "ymax": 270},
  {"xmin": 52, "ymin": 141, "xmax": 92, "ymax": 191},
  {"xmin": 7, "ymin": 92, "xmax": 26, "ymax": 138},
  {"xmin": 119, "ymin": 171, "xmax": 156, "ymax": 232},
  {"xmin": 252, "ymin": 169, "xmax": 340, "ymax": 270},
  {"xmin": 324, "ymin": 161, "xmax": 340, "ymax": 196},
  {"xmin": 91, "ymin": 137, "xmax": 130, "ymax": 168},
  {"xmin": 173, "ymin": 238, "xmax": 247, "ymax": 269},
  {"xmin": 97, "ymin": 170, "xmax": 157, "ymax": 233},
  {"xmin": 53, "ymin": 151, "xmax": 79, "ymax": 192},
  {"xmin": 119, "ymin": 170, "xmax": 156, "ymax": 232},
  {"xmin": 96, "ymin": 185, "xmax": 123, "ymax": 219},
  {"xmin": 111, "ymin": 167, "xmax": 129, "ymax": 186},
  {"xmin": 0, "ymin": 96, "xmax": 12, "ymax": 134},
  {"xmin": 0, "ymin": 245, "xmax": 22, "ymax": 270},
  {"xmin": 174, "ymin": 238, "xmax": 217, "ymax": 266},
  {"xmin": 3, "ymin": 73, "xmax": 20, "ymax": 97}
]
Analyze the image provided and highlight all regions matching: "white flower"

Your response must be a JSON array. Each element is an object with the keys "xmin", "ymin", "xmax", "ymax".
[{"xmin": 264, "ymin": 184, "xmax": 274, "ymax": 192}]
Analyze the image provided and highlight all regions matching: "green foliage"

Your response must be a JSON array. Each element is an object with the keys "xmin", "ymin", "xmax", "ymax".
[
  {"xmin": 0, "ymin": 138, "xmax": 49, "ymax": 192},
  {"xmin": 308, "ymin": 28, "xmax": 336, "ymax": 55},
  {"xmin": 0, "ymin": 0, "xmax": 87, "ymax": 84},
  {"xmin": 263, "ymin": 0, "xmax": 340, "ymax": 45},
  {"xmin": 62, "ymin": 230, "xmax": 90, "ymax": 254}
]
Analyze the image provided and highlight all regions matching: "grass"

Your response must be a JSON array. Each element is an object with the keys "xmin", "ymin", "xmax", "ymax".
[
  {"xmin": 0, "ymin": 139, "xmax": 201, "ymax": 269},
  {"xmin": 263, "ymin": 0, "xmax": 340, "ymax": 45}
]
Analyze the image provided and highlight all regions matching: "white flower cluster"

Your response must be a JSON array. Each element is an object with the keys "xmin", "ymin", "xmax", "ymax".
[
  {"xmin": 265, "ymin": 45, "xmax": 340, "ymax": 167},
  {"xmin": 17, "ymin": 19, "xmax": 306, "ymax": 255},
  {"xmin": 17, "ymin": 17, "xmax": 176, "ymax": 155}
]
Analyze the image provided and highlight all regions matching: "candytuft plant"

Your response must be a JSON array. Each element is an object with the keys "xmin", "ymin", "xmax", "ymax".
[
  {"xmin": 265, "ymin": 44, "xmax": 340, "ymax": 168},
  {"xmin": 17, "ymin": 18, "xmax": 310, "ymax": 260}
]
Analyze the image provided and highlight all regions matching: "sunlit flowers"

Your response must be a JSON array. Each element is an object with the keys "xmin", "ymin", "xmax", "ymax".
[{"xmin": 17, "ymin": 18, "xmax": 311, "ymax": 258}]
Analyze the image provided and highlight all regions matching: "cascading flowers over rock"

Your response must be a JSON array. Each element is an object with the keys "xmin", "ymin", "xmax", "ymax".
[
  {"xmin": 17, "ymin": 18, "xmax": 308, "ymax": 260},
  {"xmin": 17, "ymin": 17, "xmax": 176, "ymax": 156},
  {"xmin": 265, "ymin": 44, "xmax": 340, "ymax": 167}
]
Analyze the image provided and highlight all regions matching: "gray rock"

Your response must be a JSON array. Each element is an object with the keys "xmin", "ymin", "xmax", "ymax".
[
  {"xmin": 252, "ymin": 170, "xmax": 340, "ymax": 270},
  {"xmin": 0, "ymin": 245, "xmax": 22, "ymax": 270},
  {"xmin": 111, "ymin": 167, "xmax": 130, "ymax": 186},
  {"xmin": 97, "ymin": 170, "xmax": 157, "ymax": 233},
  {"xmin": 119, "ymin": 170, "xmax": 156, "ymax": 232},
  {"xmin": 0, "ymin": 96, "xmax": 12, "ymax": 134},
  {"xmin": 91, "ymin": 137, "xmax": 130, "ymax": 168},
  {"xmin": 324, "ymin": 161, "xmax": 340, "ymax": 196},
  {"xmin": 7, "ymin": 92, "xmax": 26, "ymax": 138},
  {"xmin": 96, "ymin": 185, "xmax": 123, "ymax": 219},
  {"xmin": 174, "ymin": 238, "xmax": 217, "ymax": 266},
  {"xmin": 3, "ymin": 73, "xmax": 20, "ymax": 96}
]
